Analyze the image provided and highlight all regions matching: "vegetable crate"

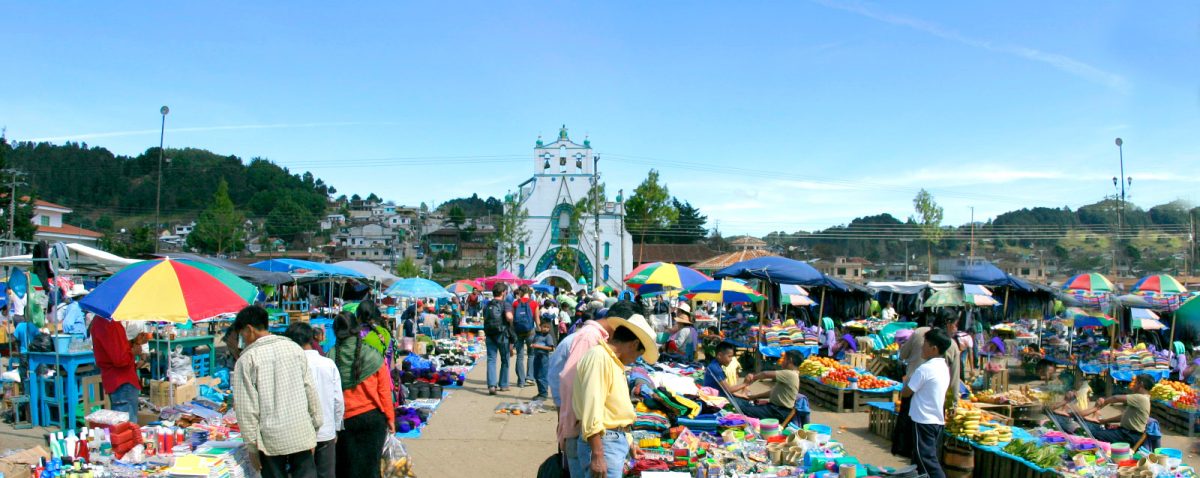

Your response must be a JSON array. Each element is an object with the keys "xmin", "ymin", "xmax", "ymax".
[
  {"xmin": 1150, "ymin": 401, "xmax": 1199, "ymax": 437},
  {"xmin": 799, "ymin": 378, "xmax": 856, "ymax": 413},
  {"xmin": 985, "ymin": 369, "xmax": 1010, "ymax": 392},
  {"xmin": 854, "ymin": 389, "xmax": 894, "ymax": 413},
  {"xmin": 972, "ymin": 447, "xmax": 1058, "ymax": 478},
  {"xmin": 845, "ymin": 352, "xmax": 871, "ymax": 370},
  {"xmin": 867, "ymin": 403, "xmax": 896, "ymax": 439}
]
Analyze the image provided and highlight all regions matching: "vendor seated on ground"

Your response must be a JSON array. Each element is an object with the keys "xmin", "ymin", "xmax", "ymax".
[
  {"xmin": 732, "ymin": 350, "xmax": 803, "ymax": 421},
  {"xmin": 704, "ymin": 341, "xmax": 751, "ymax": 398},
  {"xmin": 1077, "ymin": 374, "xmax": 1157, "ymax": 451}
]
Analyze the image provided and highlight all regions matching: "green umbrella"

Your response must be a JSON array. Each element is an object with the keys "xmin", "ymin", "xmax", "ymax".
[{"xmin": 923, "ymin": 288, "xmax": 964, "ymax": 308}]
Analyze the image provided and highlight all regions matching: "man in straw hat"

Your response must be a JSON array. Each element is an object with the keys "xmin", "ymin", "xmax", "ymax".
[{"xmin": 571, "ymin": 313, "xmax": 658, "ymax": 478}]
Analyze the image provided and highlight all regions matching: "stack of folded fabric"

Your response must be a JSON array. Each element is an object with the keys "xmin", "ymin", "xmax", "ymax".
[{"xmin": 634, "ymin": 412, "xmax": 671, "ymax": 433}]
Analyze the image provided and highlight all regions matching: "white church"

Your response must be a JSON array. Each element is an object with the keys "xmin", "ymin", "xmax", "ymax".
[{"xmin": 500, "ymin": 126, "xmax": 633, "ymax": 291}]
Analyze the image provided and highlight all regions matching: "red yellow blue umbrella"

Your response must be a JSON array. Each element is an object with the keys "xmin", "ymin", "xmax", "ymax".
[
  {"xmin": 625, "ymin": 262, "xmax": 711, "ymax": 294},
  {"xmin": 682, "ymin": 279, "xmax": 765, "ymax": 304},
  {"xmin": 80, "ymin": 258, "xmax": 252, "ymax": 323},
  {"xmin": 446, "ymin": 280, "xmax": 482, "ymax": 295}
]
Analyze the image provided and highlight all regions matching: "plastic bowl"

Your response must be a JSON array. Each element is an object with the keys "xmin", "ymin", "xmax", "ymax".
[{"xmin": 1155, "ymin": 448, "xmax": 1182, "ymax": 468}]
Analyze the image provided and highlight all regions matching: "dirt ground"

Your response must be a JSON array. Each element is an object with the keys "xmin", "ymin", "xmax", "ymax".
[{"xmin": 2, "ymin": 362, "xmax": 1199, "ymax": 476}]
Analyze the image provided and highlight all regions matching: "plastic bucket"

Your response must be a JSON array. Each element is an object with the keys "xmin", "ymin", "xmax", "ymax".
[
  {"xmin": 52, "ymin": 334, "xmax": 73, "ymax": 354},
  {"xmin": 804, "ymin": 423, "xmax": 832, "ymax": 443}
]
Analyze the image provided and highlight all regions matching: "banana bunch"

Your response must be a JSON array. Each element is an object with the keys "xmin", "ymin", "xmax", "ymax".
[
  {"xmin": 799, "ymin": 358, "xmax": 829, "ymax": 378},
  {"xmin": 946, "ymin": 408, "xmax": 982, "ymax": 437},
  {"xmin": 973, "ymin": 429, "xmax": 1001, "ymax": 446},
  {"xmin": 991, "ymin": 425, "xmax": 1012, "ymax": 443},
  {"xmin": 972, "ymin": 389, "xmax": 997, "ymax": 403}
]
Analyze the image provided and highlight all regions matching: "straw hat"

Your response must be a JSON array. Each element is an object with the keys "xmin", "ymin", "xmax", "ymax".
[
  {"xmin": 609, "ymin": 314, "xmax": 659, "ymax": 364},
  {"xmin": 676, "ymin": 302, "xmax": 692, "ymax": 316},
  {"xmin": 124, "ymin": 321, "xmax": 148, "ymax": 341},
  {"xmin": 674, "ymin": 314, "xmax": 693, "ymax": 325}
]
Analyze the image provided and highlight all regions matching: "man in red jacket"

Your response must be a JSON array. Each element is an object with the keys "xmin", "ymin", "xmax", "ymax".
[{"xmin": 90, "ymin": 318, "xmax": 148, "ymax": 419}]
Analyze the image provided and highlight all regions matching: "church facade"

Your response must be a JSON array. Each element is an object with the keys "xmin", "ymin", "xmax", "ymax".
[{"xmin": 499, "ymin": 126, "xmax": 633, "ymax": 290}]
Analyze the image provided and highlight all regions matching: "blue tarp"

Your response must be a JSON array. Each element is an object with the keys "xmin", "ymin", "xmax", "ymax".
[
  {"xmin": 714, "ymin": 257, "xmax": 849, "ymax": 291},
  {"xmin": 250, "ymin": 259, "xmax": 365, "ymax": 278},
  {"xmin": 957, "ymin": 263, "xmax": 1038, "ymax": 292}
]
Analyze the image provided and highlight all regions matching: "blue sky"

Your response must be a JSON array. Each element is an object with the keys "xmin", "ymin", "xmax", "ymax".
[{"xmin": 3, "ymin": 1, "xmax": 1197, "ymax": 236}]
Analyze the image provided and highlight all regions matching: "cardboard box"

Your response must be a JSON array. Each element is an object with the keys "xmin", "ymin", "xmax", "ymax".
[
  {"xmin": 137, "ymin": 410, "xmax": 160, "ymax": 426},
  {"xmin": 149, "ymin": 379, "xmax": 197, "ymax": 407},
  {"xmin": 0, "ymin": 446, "xmax": 50, "ymax": 478}
]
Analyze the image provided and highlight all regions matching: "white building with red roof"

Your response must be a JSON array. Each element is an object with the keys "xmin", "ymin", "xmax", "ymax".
[{"xmin": 31, "ymin": 199, "xmax": 103, "ymax": 246}]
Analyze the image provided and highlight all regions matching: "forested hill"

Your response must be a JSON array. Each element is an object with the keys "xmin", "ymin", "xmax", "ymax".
[{"xmin": 3, "ymin": 141, "xmax": 333, "ymax": 221}]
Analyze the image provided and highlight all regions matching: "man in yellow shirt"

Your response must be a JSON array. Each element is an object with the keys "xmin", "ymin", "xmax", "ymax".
[{"xmin": 571, "ymin": 314, "xmax": 658, "ymax": 478}]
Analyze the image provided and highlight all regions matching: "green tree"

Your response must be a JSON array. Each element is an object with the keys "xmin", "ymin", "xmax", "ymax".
[
  {"xmin": 667, "ymin": 198, "xmax": 707, "ymax": 244},
  {"xmin": 625, "ymin": 170, "xmax": 678, "ymax": 253},
  {"xmin": 265, "ymin": 198, "xmax": 315, "ymax": 244},
  {"xmin": 395, "ymin": 257, "xmax": 420, "ymax": 278},
  {"xmin": 447, "ymin": 205, "xmax": 466, "ymax": 228},
  {"xmin": 495, "ymin": 193, "xmax": 529, "ymax": 271},
  {"xmin": 187, "ymin": 179, "xmax": 246, "ymax": 254},
  {"xmin": 911, "ymin": 189, "xmax": 945, "ymax": 276}
]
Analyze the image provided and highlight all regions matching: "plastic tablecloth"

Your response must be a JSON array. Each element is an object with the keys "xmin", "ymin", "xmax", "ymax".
[
  {"xmin": 759, "ymin": 344, "xmax": 819, "ymax": 358},
  {"xmin": 1110, "ymin": 368, "xmax": 1170, "ymax": 383}
]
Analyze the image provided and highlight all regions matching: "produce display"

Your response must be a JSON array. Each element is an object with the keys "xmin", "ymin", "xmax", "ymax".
[
  {"xmin": 946, "ymin": 405, "xmax": 982, "ymax": 438},
  {"xmin": 855, "ymin": 374, "xmax": 896, "ymax": 391},
  {"xmin": 799, "ymin": 356, "xmax": 843, "ymax": 378},
  {"xmin": 972, "ymin": 425, "xmax": 1012, "ymax": 446},
  {"xmin": 972, "ymin": 386, "xmax": 1047, "ymax": 406},
  {"xmin": 1150, "ymin": 380, "xmax": 1200, "ymax": 411},
  {"xmin": 1003, "ymin": 439, "xmax": 1066, "ymax": 469},
  {"xmin": 820, "ymin": 368, "xmax": 858, "ymax": 388}
]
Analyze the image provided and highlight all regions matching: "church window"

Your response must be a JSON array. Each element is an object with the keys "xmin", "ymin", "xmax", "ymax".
[
  {"xmin": 519, "ymin": 264, "xmax": 526, "ymax": 277},
  {"xmin": 603, "ymin": 265, "xmax": 610, "ymax": 281},
  {"xmin": 604, "ymin": 242, "xmax": 610, "ymax": 259}
]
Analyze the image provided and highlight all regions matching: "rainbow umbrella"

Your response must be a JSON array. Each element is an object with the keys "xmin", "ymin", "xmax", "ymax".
[
  {"xmin": 1062, "ymin": 273, "xmax": 1115, "ymax": 293},
  {"xmin": 175, "ymin": 259, "xmax": 259, "ymax": 304},
  {"xmin": 1133, "ymin": 274, "xmax": 1187, "ymax": 296},
  {"xmin": 596, "ymin": 285, "xmax": 616, "ymax": 294},
  {"xmin": 1062, "ymin": 307, "xmax": 1115, "ymax": 328},
  {"xmin": 80, "ymin": 258, "xmax": 253, "ymax": 323},
  {"xmin": 682, "ymin": 279, "xmax": 765, "ymax": 304},
  {"xmin": 446, "ymin": 280, "xmax": 481, "ymax": 295},
  {"xmin": 625, "ymin": 262, "xmax": 711, "ymax": 295}
]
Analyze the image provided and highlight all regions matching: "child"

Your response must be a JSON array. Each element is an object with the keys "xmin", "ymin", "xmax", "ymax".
[
  {"xmin": 704, "ymin": 341, "xmax": 751, "ymax": 398},
  {"xmin": 529, "ymin": 320, "xmax": 557, "ymax": 400}
]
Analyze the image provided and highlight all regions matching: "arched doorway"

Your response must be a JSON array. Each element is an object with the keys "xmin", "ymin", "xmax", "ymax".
[
  {"xmin": 534, "ymin": 247, "xmax": 593, "ymax": 290},
  {"xmin": 531, "ymin": 267, "xmax": 587, "ymax": 293}
]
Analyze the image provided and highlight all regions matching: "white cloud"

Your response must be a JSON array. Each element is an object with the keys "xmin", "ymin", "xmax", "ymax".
[{"xmin": 812, "ymin": 0, "xmax": 1129, "ymax": 92}]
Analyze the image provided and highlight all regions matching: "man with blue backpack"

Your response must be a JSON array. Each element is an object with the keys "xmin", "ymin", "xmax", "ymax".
[
  {"xmin": 511, "ymin": 285, "xmax": 540, "ymax": 388},
  {"xmin": 484, "ymin": 283, "xmax": 514, "ymax": 396}
]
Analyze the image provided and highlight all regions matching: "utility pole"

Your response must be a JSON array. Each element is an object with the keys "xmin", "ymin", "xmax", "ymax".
[
  {"xmin": 969, "ymin": 206, "xmax": 975, "ymax": 261},
  {"xmin": 901, "ymin": 238, "xmax": 912, "ymax": 281}
]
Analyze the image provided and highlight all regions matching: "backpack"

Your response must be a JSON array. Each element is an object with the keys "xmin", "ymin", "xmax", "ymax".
[
  {"xmin": 483, "ymin": 301, "xmax": 507, "ymax": 336},
  {"xmin": 536, "ymin": 453, "xmax": 567, "ymax": 478},
  {"xmin": 513, "ymin": 299, "xmax": 535, "ymax": 334}
]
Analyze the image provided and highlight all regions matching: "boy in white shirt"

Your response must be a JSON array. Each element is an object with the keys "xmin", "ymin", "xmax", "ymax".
[
  {"xmin": 284, "ymin": 322, "xmax": 344, "ymax": 478},
  {"xmin": 902, "ymin": 328, "xmax": 951, "ymax": 478}
]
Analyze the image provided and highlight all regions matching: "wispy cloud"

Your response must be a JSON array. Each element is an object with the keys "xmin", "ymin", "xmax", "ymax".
[
  {"xmin": 812, "ymin": 0, "xmax": 1129, "ymax": 92},
  {"xmin": 25, "ymin": 122, "xmax": 391, "ymax": 142}
]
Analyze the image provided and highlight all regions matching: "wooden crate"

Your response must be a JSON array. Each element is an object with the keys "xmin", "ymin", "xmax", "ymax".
[
  {"xmin": 846, "ymin": 352, "xmax": 871, "ymax": 370},
  {"xmin": 985, "ymin": 369, "xmax": 1010, "ymax": 392},
  {"xmin": 854, "ymin": 389, "xmax": 894, "ymax": 413},
  {"xmin": 799, "ymin": 378, "xmax": 856, "ymax": 413},
  {"xmin": 971, "ymin": 447, "xmax": 1058, "ymax": 478},
  {"xmin": 1151, "ymin": 401, "xmax": 1198, "ymax": 437},
  {"xmin": 867, "ymin": 404, "xmax": 896, "ymax": 439}
]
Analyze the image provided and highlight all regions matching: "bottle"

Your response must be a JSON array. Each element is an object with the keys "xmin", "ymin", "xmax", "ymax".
[{"xmin": 64, "ymin": 430, "xmax": 78, "ymax": 460}]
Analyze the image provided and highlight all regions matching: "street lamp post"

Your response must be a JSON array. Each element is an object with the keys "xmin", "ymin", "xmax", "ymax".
[
  {"xmin": 1113, "ymin": 138, "xmax": 1131, "ymax": 277},
  {"xmin": 154, "ymin": 105, "xmax": 169, "ymax": 253},
  {"xmin": 592, "ymin": 154, "xmax": 601, "ymax": 289},
  {"xmin": 900, "ymin": 238, "xmax": 912, "ymax": 280}
]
